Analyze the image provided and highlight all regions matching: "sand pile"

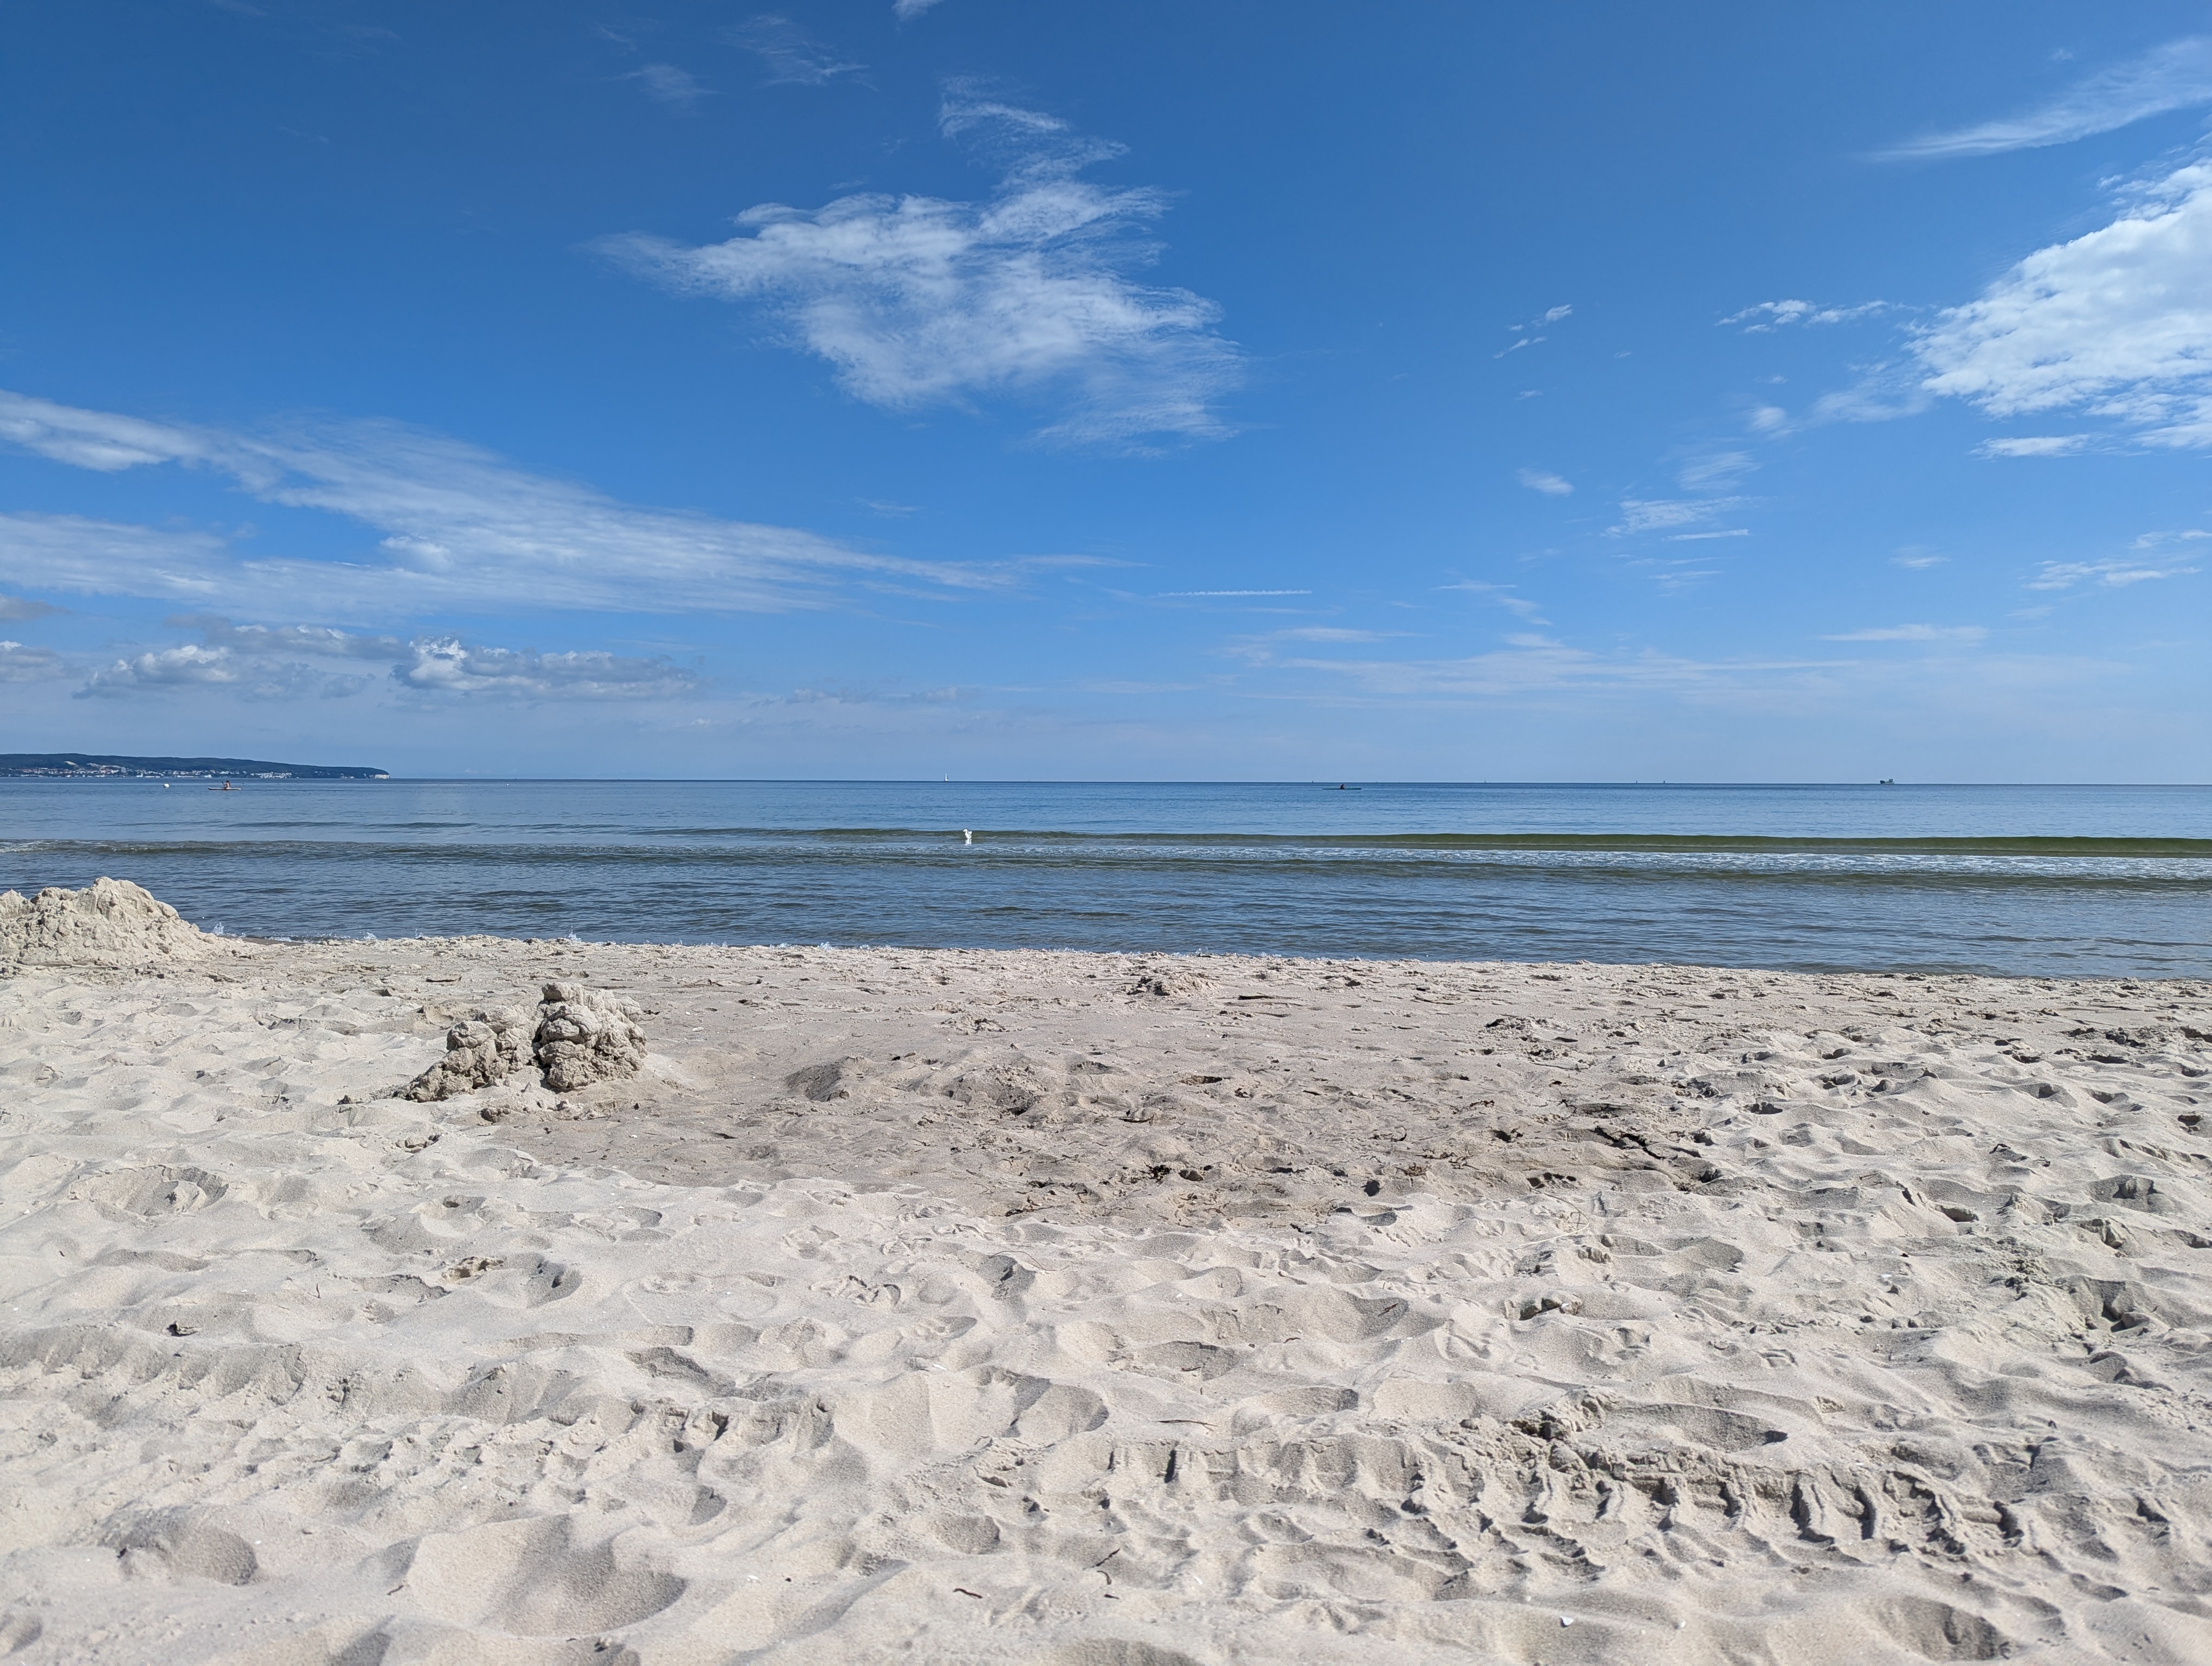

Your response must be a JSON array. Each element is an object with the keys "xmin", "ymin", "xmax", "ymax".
[
  {"xmin": 0, "ymin": 877, "xmax": 218, "ymax": 971},
  {"xmin": 534, "ymin": 980, "xmax": 647, "ymax": 1090},
  {"xmin": 405, "ymin": 981, "xmax": 646, "ymax": 1100}
]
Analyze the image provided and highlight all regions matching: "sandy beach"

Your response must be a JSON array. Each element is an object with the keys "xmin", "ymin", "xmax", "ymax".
[{"xmin": 3, "ymin": 882, "xmax": 2210, "ymax": 1665}]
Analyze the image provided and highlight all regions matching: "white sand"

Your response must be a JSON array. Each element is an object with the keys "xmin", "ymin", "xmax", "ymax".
[{"xmin": 3, "ymin": 892, "xmax": 2210, "ymax": 1663}]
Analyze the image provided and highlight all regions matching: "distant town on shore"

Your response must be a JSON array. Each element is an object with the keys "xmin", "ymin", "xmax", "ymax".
[{"xmin": 0, "ymin": 754, "xmax": 389, "ymax": 780}]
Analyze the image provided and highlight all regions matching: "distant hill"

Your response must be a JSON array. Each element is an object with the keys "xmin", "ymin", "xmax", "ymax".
[{"xmin": 0, "ymin": 754, "xmax": 389, "ymax": 780}]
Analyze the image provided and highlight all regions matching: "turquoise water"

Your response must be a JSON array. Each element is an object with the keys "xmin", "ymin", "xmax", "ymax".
[{"xmin": 4, "ymin": 780, "xmax": 2207, "ymax": 977}]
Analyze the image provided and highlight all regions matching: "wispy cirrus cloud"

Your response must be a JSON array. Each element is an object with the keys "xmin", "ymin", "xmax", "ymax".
[
  {"xmin": 1496, "ymin": 303, "xmax": 1571, "ymax": 358},
  {"xmin": 1265, "ymin": 636, "xmax": 1851, "ymax": 701},
  {"xmin": 1879, "ymin": 37, "xmax": 2212, "ymax": 160},
  {"xmin": 1819, "ymin": 624, "xmax": 1988, "ymax": 643},
  {"xmin": 2026, "ymin": 557, "xmax": 2199, "ymax": 591},
  {"xmin": 892, "ymin": 0, "xmax": 948, "ymax": 18},
  {"xmin": 1607, "ymin": 497, "xmax": 1745, "ymax": 536},
  {"xmin": 1224, "ymin": 625, "xmax": 1407, "ymax": 665},
  {"xmin": 1516, "ymin": 467, "xmax": 1573, "ymax": 496},
  {"xmin": 1676, "ymin": 451, "xmax": 1755, "ymax": 490},
  {"xmin": 726, "ymin": 16, "xmax": 865, "ymax": 86},
  {"xmin": 627, "ymin": 63, "xmax": 715, "ymax": 111},
  {"xmin": 0, "ymin": 389, "xmax": 988, "ymax": 618},
  {"xmin": 1977, "ymin": 435, "xmax": 2092, "ymax": 457},
  {"xmin": 1913, "ymin": 159, "xmax": 2212, "ymax": 450},
  {"xmin": 596, "ymin": 93, "xmax": 1242, "ymax": 447},
  {"xmin": 1441, "ymin": 581, "xmax": 1546, "ymax": 621},
  {"xmin": 1720, "ymin": 299, "xmax": 1891, "ymax": 331}
]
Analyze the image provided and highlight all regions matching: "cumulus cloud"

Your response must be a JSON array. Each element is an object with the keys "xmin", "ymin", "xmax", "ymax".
[
  {"xmin": 627, "ymin": 64, "xmax": 714, "ymax": 110},
  {"xmin": 0, "ymin": 639, "xmax": 65, "ymax": 682},
  {"xmin": 176, "ymin": 614, "xmax": 408, "ymax": 659},
  {"xmin": 0, "ymin": 390, "xmax": 985, "ymax": 617},
  {"xmin": 596, "ymin": 97, "xmax": 1241, "ymax": 447},
  {"xmin": 1913, "ymin": 159, "xmax": 2212, "ymax": 447},
  {"xmin": 2026, "ymin": 558, "xmax": 2198, "ymax": 590},
  {"xmin": 1517, "ymin": 467, "xmax": 1573, "ymax": 496},
  {"xmin": 1720, "ymin": 299, "xmax": 1891, "ymax": 331},
  {"xmin": 77, "ymin": 643, "xmax": 368, "ymax": 701},
  {"xmin": 394, "ymin": 639, "xmax": 700, "ymax": 700},
  {"xmin": 72, "ymin": 616, "xmax": 700, "ymax": 703},
  {"xmin": 726, "ymin": 16, "xmax": 864, "ymax": 86},
  {"xmin": 1819, "ymin": 624, "xmax": 1988, "ymax": 643},
  {"xmin": 1880, "ymin": 37, "xmax": 2212, "ymax": 160}
]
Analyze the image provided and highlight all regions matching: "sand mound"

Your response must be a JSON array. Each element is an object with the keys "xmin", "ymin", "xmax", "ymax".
[
  {"xmin": 535, "ymin": 979, "xmax": 646, "ymax": 1091},
  {"xmin": 0, "ymin": 877, "xmax": 213, "ymax": 971},
  {"xmin": 404, "ymin": 1005, "xmax": 536, "ymax": 1100},
  {"xmin": 404, "ymin": 983, "xmax": 648, "ymax": 1099}
]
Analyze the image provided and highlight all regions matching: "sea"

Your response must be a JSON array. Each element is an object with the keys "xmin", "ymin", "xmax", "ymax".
[{"xmin": 3, "ymin": 780, "xmax": 2208, "ymax": 979}]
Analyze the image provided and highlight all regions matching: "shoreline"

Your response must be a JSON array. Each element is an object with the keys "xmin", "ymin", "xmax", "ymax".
[{"xmin": 4, "ymin": 917, "xmax": 2210, "ymax": 1662}]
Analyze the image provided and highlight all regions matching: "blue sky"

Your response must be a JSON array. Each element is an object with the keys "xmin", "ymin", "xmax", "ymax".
[{"xmin": 2, "ymin": 1, "xmax": 2208, "ymax": 781}]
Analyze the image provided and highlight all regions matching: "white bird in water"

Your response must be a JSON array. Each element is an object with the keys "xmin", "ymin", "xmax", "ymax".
[{"xmin": 962, "ymin": 829, "xmax": 973, "ymax": 844}]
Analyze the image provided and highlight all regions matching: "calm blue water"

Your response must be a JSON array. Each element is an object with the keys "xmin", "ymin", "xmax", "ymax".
[{"xmin": 3, "ymin": 780, "xmax": 2208, "ymax": 977}]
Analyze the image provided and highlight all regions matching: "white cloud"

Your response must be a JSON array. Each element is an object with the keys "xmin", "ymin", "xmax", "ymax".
[
  {"xmin": 178, "ymin": 615, "xmax": 408, "ymax": 659},
  {"xmin": 0, "ymin": 593, "xmax": 60, "ymax": 620},
  {"xmin": 78, "ymin": 643, "xmax": 368, "ymax": 701},
  {"xmin": 1155, "ymin": 588, "xmax": 1310, "ymax": 598},
  {"xmin": 0, "ymin": 640, "xmax": 64, "ymax": 682},
  {"xmin": 1226, "ymin": 626, "xmax": 1398, "ymax": 663},
  {"xmin": 1441, "ymin": 581, "xmax": 1545, "ymax": 620},
  {"xmin": 1820, "ymin": 624, "xmax": 1988, "ymax": 643},
  {"xmin": 1516, "ymin": 467, "xmax": 1573, "ymax": 496},
  {"xmin": 1720, "ymin": 299, "xmax": 1890, "ymax": 331},
  {"xmin": 598, "ymin": 99, "xmax": 1239, "ymax": 447},
  {"xmin": 1977, "ymin": 435, "xmax": 2091, "ymax": 457},
  {"xmin": 726, "ymin": 17, "xmax": 864, "ymax": 86},
  {"xmin": 627, "ymin": 64, "xmax": 714, "ymax": 110},
  {"xmin": 0, "ymin": 390, "xmax": 985, "ymax": 618},
  {"xmin": 395, "ymin": 639, "xmax": 700, "ymax": 700},
  {"xmin": 1666, "ymin": 529, "xmax": 1750, "ymax": 541},
  {"xmin": 1892, "ymin": 552, "xmax": 1946, "ymax": 569},
  {"xmin": 1676, "ymin": 451, "xmax": 1754, "ymax": 489},
  {"xmin": 1494, "ymin": 305, "xmax": 1570, "ymax": 360},
  {"xmin": 1609, "ymin": 497, "xmax": 1745, "ymax": 536},
  {"xmin": 2027, "ymin": 558, "xmax": 2198, "ymax": 590},
  {"xmin": 72, "ymin": 617, "xmax": 700, "ymax": 703},
  {"xmin": 1914, "ymin": 160, "xmax": 2212, "ymax": 447},
  {"xmin": 1880, "ymin": 37, "xmax": 2212, "ymax": 160},
  {"xmin": 1270, "ymin": 638, "xmax": 1849, "ymax": 701},
  {"xmin": 893, "ymin": 0, "xmax": 947, "ymax": 17}
]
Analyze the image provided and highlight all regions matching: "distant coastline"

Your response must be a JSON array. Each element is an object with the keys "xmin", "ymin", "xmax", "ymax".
[{"xmin": 0, "ymin": 753, "xmax": 388, "ymax": 780}]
